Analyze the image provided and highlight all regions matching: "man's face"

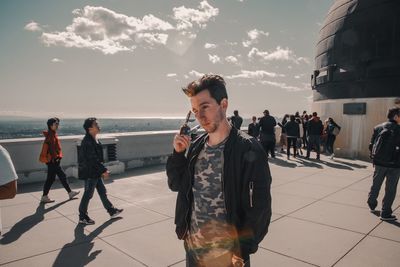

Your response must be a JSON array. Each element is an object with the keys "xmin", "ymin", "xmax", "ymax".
[
  {"xmin": 50, "ymin": 122, "xmax": 59, "ymax": 131},
  {"xmin": 190, "ymin": 90, "xmax": 227, "ymax": 133},
  {"xmin": 394, "ymin": 114, "xmax": 400, "ymax": 125},
  {"xmin": 89, "ymin": 121, "xmax": 101, "ymax": 135}
]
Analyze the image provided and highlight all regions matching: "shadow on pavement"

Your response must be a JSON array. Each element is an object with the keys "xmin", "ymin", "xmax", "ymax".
[
  {"xmin": 0, "ymin": 200, "xmax": 70, "ymax": 244},
  {"xmin": 52, "ymin": 217, "xmax": 122, "ymax": 267}
]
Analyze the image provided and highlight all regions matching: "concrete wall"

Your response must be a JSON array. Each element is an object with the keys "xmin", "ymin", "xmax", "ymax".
[
  {"xmin": 312, "ymin": 97, "xmax": 400, "ymax": 160},
  {"xmin": 0, "ymin": 131, "xmax": 177, "ymax": 184}
]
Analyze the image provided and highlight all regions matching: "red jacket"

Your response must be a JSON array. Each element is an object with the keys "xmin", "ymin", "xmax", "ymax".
[{"xmin": 39, "ymin": 130, "xmax": 63, "ymax": 163}]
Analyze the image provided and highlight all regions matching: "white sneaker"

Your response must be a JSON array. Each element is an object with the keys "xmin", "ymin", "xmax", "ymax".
[
  {"xmin": 330, "ymin": 153, "xmax": 335, "ymax": 159},
  {"xmin": 41, "ymin": 195, "xmax": 55, "ymax": 203},
  {"xmin": 68, "ymin": 191, "xmax": 80, "ymax": 200}
]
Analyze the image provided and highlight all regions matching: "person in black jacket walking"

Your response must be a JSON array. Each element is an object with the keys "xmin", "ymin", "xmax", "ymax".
[
  {"xmin": 306, "ymin": 112, "xmax": 324, "ymax": 160},
  {"xmin": 247, "ymin": 116, "xmax": 259, "ymax": 139},
  {"xmin": 166, "ymin": 74, "xmax": 272, "ymax": 267},
  {"xmin": 367, "ymin": 107, "xmax": 400, "ymax": 221},
  {"xmin": 258, "ymin": 110, "xmax": 277, "ymax": 158},
  {"xmin": 78, "ymin": 118, "xmax": 123, "ymax": 225},
  {"xmin": 284, "ymin": 115, "xmax": 300, "ymax": 159}
]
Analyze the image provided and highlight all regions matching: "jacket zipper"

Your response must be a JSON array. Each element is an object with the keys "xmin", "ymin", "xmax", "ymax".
[
  {"xmin": 249, "ymin": 181, "xmax": 254, "ymax": 208},
  {"xmin": 182, "ymin": 154, "xmax": 198, "ymax": 239}
]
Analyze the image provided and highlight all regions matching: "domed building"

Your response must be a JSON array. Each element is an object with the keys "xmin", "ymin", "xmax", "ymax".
[{"xmin": 311, "ymin": 0, "xmax": 400, "ymax": 159}]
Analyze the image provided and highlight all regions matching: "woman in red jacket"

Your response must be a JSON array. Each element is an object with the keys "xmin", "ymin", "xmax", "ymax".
[{"xmin": 39, "ymin": 118, "xmax": 79, "ymax": 203}]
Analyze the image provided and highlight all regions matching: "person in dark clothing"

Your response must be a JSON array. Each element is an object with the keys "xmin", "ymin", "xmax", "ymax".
[
  {"xmin": 39, "ymin": 118, "xmax": 79, "ymax": 203},
  {"xmin": 167, "ymin": 74, "xmax": 272, "ymax": 267},
  {"xmin": 231, "ymin": 110, "xmax": 243, "ymax": 130},
  {"xmin": 326, "ymin": 117, "xmax": 341, "ymax": 158},
  {"xmin": 78, "ymin": 118, "xmax": 123, "ymax": 225},
  {"xmin": 301, "ymin": 113, "xmax": 309, "ymax": 149},
  {"xmin": 248, "ymin": 116, "xmax": 260, "ymax": 138},
  {"xmin": 278, "ymin": 114, "xmax": 289, "ymax": 153},
  {"xmin": 306, "ymin": 112, "xmax": 324, "ymax": 160},
  {"xmin": 367, "ymin": 107, "xmax": 400, "ymax": 221},
  {"xmin": 258, "ymin": 110, "xmax": 277, "ymax": 158},
  {"xmin": 284, "ymin": 115, "xmax": 300, "ymax": 159}
]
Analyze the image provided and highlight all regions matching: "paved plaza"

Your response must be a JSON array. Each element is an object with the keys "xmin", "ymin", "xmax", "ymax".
[{"xmin": 1, "ymin": 154, "xmax": 400, "ymax": 267}]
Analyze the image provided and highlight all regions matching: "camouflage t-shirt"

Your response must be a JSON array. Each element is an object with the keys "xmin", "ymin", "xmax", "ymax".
[{"xmin": 186, "ymin": 138, "xmax": 237, "ymax": 264}]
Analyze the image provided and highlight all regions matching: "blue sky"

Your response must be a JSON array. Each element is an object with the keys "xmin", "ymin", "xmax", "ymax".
[{"xmin": 0, "ymin": 0, "xmax": 333, "ymax": 118}]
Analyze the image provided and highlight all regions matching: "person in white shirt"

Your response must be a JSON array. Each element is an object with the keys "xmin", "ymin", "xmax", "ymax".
[{"xmin": 0, "ymin": 145, "xmax": 18, "ymax": 236}]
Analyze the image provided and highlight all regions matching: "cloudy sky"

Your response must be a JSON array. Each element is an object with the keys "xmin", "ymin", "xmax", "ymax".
[{"xmin": 0, "ymin": 0, "xmax": 333, "ymax": 118}]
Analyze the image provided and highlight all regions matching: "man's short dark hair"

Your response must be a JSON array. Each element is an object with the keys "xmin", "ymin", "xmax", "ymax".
[
  {"xmin": 263, "ymin": 110, "xmax": 269, "ymax": 115},
  {"xmin": 182, "ymin": 74, "xmax": 228, "ymax": 104},
  {"xmin": 234, "ymin": 110, "xmax": 239, "ymax": 116},
  {"xmin": 387, "ymin": 107, "xmax": 400, "ymax": 120},
  {"xmin": 83, "ymin": 117, "xmax": 97, "ymax": 133},
  {"xmin": 47, "ymin": 117, "xmax": 60, "ymax": 128},
  {"xmin": 312, "ymin": 112, "xmax": 318, "ymax": 117}
]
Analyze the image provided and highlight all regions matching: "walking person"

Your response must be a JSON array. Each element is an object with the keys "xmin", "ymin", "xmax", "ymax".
[
  {"xmin": 230, "ymin": 110, "xmax": 243, "ymax": 130},
  {"xmin": 278, "ymin": 114, "xmax": 289, "ymax": 153},
  {"xmin": 167, "ymin": 74, "xmax": 272, "ymax": 267},
  {"xmin": 326, "ymin": 117, "xmax": 341, "ymax": 159},
  {"xmin": 301, "ymin": 112, "xmax": 309, "ymax": 149},
  {"xmin": 305, "ymin": 112, "xmax": 324, "ymax": 160},
  {"xmin": 78, "ymin": 118, "xmax": 123, "ymax": 225},
  {"xmin": 0, "ymin": 145, "xmax": 18, "ymax": 236},
  {"xmin": 259, "ymin": 110, "xmax": 277, "ymax": 158},
  {"xmin": 367, "ymin": 107, "xmax": 400, "ymax": 221},
  {"xmin": 284, "ymin": 115, "xmax": 300, "ymax": 160},
  {"xmin": 247, "ymin": 116, "xmax": 260, "ymax": 139},
  {"xmin": 39, "ymin": 117, "xmax": 79, "ymax": 203}
]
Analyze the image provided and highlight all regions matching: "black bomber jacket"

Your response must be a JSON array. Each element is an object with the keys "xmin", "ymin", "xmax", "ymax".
[{"xmin": 166, "ymin": 127, "xmax": 272, "ymax": 259}]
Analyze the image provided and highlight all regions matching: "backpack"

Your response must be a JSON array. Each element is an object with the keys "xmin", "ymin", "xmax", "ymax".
[{"xmin": 371, "ymin": 123, "xmax": 400, "ymax": 164}]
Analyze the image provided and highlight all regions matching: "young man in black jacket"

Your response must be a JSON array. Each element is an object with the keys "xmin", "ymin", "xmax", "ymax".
[
  {"xmin": 166, "ymin": 75, "xmax": 272, "ymax": 267},
  {"xmin": 306, "ymin": 112, "xmax": 324, "ymax": 160},
  {"xmin": 368, "ymin": 107, "xmax": 400, "ymax": 221},
  {"xmin": 78, "ymin": 118, "xmax": 123, "ymax": 225},
  {"xmin": 258, "ymin": 110, "xmax": 277, "ymax": 158}
]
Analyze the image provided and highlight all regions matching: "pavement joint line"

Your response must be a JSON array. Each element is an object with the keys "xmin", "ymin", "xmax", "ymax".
[
  {"xmin": 97, "ymin": 217, "xmax": 173, "ymax": 239},
  {"xmin": 0, "ymin": 246, "xmax": 70, "ymax": 266},
  {"xmin": 271, "ymin": 169, "xmax": 329, "ymax": 189},
  {"xmin": 107, "ymin": 193, "xmax": 174, "ymax": 219},
  {"xmin": 270, "ymin": 173, "xmax": 373, "ymax": 224},
  {"xmin": 257, "ymin": 246, "xmax": 320, "ymax": 267},
  {"xmin": 167, "ymin": 259, "xmax": 185, "ymax": 266}
]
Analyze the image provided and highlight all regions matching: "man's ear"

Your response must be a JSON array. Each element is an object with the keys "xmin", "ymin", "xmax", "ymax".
[{"xmin": 220, "ymin": 98, "xmax": 228, "ymax": 110}]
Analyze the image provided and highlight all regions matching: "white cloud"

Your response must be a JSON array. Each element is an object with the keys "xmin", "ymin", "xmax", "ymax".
[
  {"xmin": 173, "ymin": 1, "xmax": 219, "ymax": 30},
  {"xmin": 189, "ymin": 70, "xmax": 204, "ymax": 78},
  {"xmin": 248, "ymin": 46, "xmax": 310, "ymax": 64},
  {"xmin": 208, "ymin": 54, "xmax": 220, "ymax": 64},
  {"xmin": 166, "ymin": 73, "xmax": 177, "ymax": 77},
  {"xmin": 242, "ymin": 29, "xmax": 269, "ymax": 47},
  {"xmin": 225, "ymin": 56, "xmax": 238, "ymax": 64},
  {"xmin": 204, "ymin": 43, "xmax": 217, "ymax": 49},
  {"xmin": 226, "ymin": 70, "xmax": 285, "ymax": 79},
  {"xmin": 51, "ymin": 58, "xmax": 64, "ymax": 63},
  {"xmin": 24, "ymin": 21, "xmax": 42, "ymax": 32},
  {"xmin": 259, "ymin": 80, "xmax": 308, "ymax": 92}
]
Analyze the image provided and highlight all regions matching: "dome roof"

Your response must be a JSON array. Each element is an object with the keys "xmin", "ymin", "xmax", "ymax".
[{"xmin": 312, "ymin": 0, "xmax": 400, "ymax": 100}]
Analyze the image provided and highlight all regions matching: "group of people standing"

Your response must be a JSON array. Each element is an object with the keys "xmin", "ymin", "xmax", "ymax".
[{"xmin": 246, "ymin": 110, "xmax": 341, "ymax": 160}]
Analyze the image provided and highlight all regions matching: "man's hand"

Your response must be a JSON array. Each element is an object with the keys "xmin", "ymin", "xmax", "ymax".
[
  {"xmin": 173, "ymin": 134, "xmax": 191, "ymax": 153},
  {"xmin": 102, "ymin": 171, "xmax": 110, "ymax": 180}
]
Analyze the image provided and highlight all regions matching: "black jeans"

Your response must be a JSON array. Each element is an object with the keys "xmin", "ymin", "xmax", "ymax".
[
  {"xmin": 260, "ymin": 133, "xmax": 275, "ymax": 158},
  {"xmin": 326, "ymin": 134, "xmax": 336, "ymax": 154},
  {"xmin": 286, "ymin": 137, "xmax": 297, "ymax": 157},
  {"xmin": 43, "ymin": 161, "xmax": 71, "ymax": 196},
  {"xmin": 368, "ymin": 166, "xmax": 400, "ymax": 216},
  {"xmin": 306, "ymin": 135, "xmax": 321, "ymax": 158},
  {"xmin": 79, "ymin": 178, "xmax": 113, "ymax": 219}
]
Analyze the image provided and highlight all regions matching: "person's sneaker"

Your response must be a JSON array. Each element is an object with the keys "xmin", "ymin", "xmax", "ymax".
[
  {"xmin": 380, "ymin": 214, "xmax": 397, "ymax": 221},
  {"xmin": 79, "ymin": 216, "xmax": 95, "ymax": 225},
  {"xmin": 316, "ymin": 156, "xmax": 320, "ymax": 160},
  {"xmin": 109, "ymin": 208, "xmax": 124, "ymax": 219},
  {"xmin": 41, "ymin": 195, "xmax": 55, "ymax": 203},
  {"xmin": 68, "ymin": 190, "xmax": 80, "ymax": 200},
  {"xmin": 330, "ymin": 153, "xmax": 335, "ymax": 159},
  {"xmin": 367, "ymin": 202, "xmax": 376, "ymax": 212}
]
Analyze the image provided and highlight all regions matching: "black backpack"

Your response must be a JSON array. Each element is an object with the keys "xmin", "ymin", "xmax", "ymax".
[{"xmin": 371, "ymin": 123, "xmax": 400, "ymax": 165}]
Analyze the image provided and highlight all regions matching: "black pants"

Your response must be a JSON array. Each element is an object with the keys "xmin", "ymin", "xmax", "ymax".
[
  {"xmin": 286, "ymin": 137, "xmax": 297, "ymax": 157},
  {"xmin": 368, "ymin": 166, "xmax": 400, "ymax": 216},
  {"xmin": 326, "ymin": 134, "xmax": 336, "ymax": 154},
  {"xmin": 260, "ymin": 133, "xmax": 275, "ymax": 158},
  {"xmin": 43, "ymin": 161, "xmax": 71, "ymax": 196},
  {"xmin": 79, "ymin": 178, "xmax": 114, "ymax": 219}
]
